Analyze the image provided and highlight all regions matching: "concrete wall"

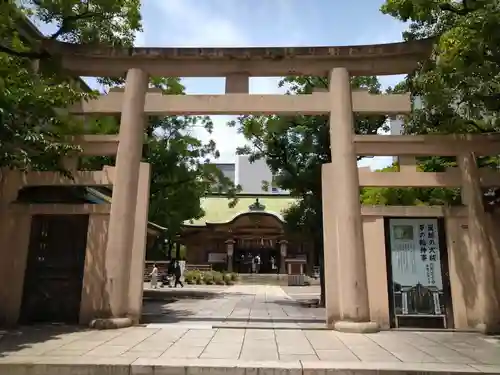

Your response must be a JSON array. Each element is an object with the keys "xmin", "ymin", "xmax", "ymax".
[
  {"xmin": 0, "ymin": 164, "xmax": 151, "ymax": 327},
  {"xmin": 0, "ymin": 204, "xmax": 111, "ymax": 326},
  {"xmin": 360, "ymin": 206, "xmax": 500, "ymax": 331}
]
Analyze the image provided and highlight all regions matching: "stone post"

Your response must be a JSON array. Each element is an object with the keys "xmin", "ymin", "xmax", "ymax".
[
  {"xmin": 328, "ymin": 67, "xmax": 378, "ymax": 333},
  {"xmin": 279, "ymin": 240, "xmax": 287, "ymax": 274},
  {"xmin": 102, "ymin": 68, "xmax": 148, "ymax": 325},
  {"xmin": 458, "ymin": 153, "xmax": 499, "ymax": 332},
  {"xmin": 226, "ymin": 239, "xmax": 235, "ymax": 272},
  {"xmin": 225, "ymin": 74, "xmax": 249, "ymax": 94}
]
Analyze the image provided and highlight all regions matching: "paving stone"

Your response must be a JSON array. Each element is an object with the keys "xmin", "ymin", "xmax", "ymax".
[
  {"xmin": 300, "ymin": 360, "xmax": 478, "ymax": 375},
  {"xmin": 85, "ymin": 345, "xmax": 131, "ymax": 357},
  {"xmin": 43, "ymin": 348, "xmax": 91, "ymax": 356},
  {"xmin": 239, "ymin": 351, "xmax": 280, "ymax": 361},
  {"xmin": 161, "ymin": 345, "xmax": 205, "ymax": 359},
  {"xmin": 2, "ymin": 285, "xmax": 500, "ymax": 372},
  {"xmin": 130, "ymin": 342, "xmax": 174, "ymax": 352},
  {"xmin": 244, "ymin": 329, "xmax": 275, "ymax": 340},
  {"xmin": 199, "ymin": 349, "xmax": 241, "ymax": 359},
  {"xmin": 469, "ymin": 364, "xmax": 500, "ymax": 373},
  {"xmin": 241, "ymin": 341, "xmax": 278, "ymax": 350},
  {"xmin": 53, "ymin": 340, "xmax": 103, "ymax": 351},
  {"xmin": 182, "ymin": 329, "xmax": 217, "ymax": 339},
  {"xmin": 203, "ymin": 343, "xmax": 242, "ymax": 353},
  {"xmin": 174, "ymin": 338, "xmax": 213, "ymax": 348},
  {"xmin": 121, "ymin": 350, "xmax": 165, "ymax": 359},
  {"xmin": 278, "ymin": 343, "xmax": 316, "ymax": 355},
  {"xmin": 315, "ymin": 349, "xmax": 360, "ymax": 361},
  {"xmin": 390, "ymin": 351, "xmax": 439, "ymax": 363},
  {"xmin": 280, "ymin": 354, "xmax": 318, "ymax": 361}
]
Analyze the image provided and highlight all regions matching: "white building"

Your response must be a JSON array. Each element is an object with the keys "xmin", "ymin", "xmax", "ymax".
[
  {"xmin": 215, "ymin": 155, "xmax": 288, "ymax": 194},
  {"xmin": 389, "ymin": 95, "xmax": 423, "ymax": 163}
]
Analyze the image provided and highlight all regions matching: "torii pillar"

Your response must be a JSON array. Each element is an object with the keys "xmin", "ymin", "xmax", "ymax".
[
  {"xmin": 326, "ymin": 67, "xmax": 379, "ymax": 333},
  {"xmin": 95, "ymin": 68, "xmax": 149, "ymax": 328},
  {"xmin": 458, "ymin": 153, "xmax": 500, "ymax": 333}
]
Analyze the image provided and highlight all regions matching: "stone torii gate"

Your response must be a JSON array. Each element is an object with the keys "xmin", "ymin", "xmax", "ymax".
[{"xmin": 43, "ymin": 37, "xmax": 500, "ymax": 333}]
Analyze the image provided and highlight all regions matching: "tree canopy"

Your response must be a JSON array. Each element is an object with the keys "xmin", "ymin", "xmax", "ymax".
[
  {"xmin": 361, "ymin": 0, "xmax": 500, "ymax": 207},
  {"xmin": 381, "ymin": 0, "xmax": 500, "ymax": 134},
  {"xmin": 1, "ymin": 0, "xmax": 238, "ymax": 250},
  {"xmin": 0, "ymin": 0, "xmax": 143, "ymax": 171}
]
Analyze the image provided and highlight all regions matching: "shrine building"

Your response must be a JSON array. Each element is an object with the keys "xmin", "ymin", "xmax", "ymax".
[{"xmin": 180, "ymin": 194, "xmax": 315, "ymax": 276}]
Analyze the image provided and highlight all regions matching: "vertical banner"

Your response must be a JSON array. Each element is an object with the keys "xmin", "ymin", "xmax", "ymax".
[
  {"xmin": 389, "ymin": 218, "xmax": 444, "ymax": 316},
  {"xmin": 389, "ymin": 218, "xmax": 442, "ymax": 289}
]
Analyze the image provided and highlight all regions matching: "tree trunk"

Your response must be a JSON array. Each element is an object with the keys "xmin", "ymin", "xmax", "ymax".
[
  {"xmin": 167, "ymin": 239, "xmax": 173, "ymax": 259},
  {"xmin": 175, "ymin": 242, "xmax": 181, "ymax": 260}
]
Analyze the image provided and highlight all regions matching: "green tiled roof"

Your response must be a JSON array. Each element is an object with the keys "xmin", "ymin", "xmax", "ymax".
[{"xmin": 184, "ymin": 195, "xmax": 298, "ymax": 226}]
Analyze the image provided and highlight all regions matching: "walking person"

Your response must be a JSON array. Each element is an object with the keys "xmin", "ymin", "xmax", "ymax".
[
  {"xmin": 173, "ymin": 260, "xmax": 184, "ymax": 288},
  {"xmin": 255, "ymin": 254, "xmax": 261, "ymax": 274},
  {"xmin": 166, "ymin": 259, "xmax": 176, "ymax": 288},
  {"xmin": 150, "ymin": 263, "xmax": 159, "ymax": 289}
]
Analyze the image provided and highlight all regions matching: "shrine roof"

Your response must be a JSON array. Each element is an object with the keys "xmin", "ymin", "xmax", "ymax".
[
  {"xmin": 86, "ymin": 187, "xmax": 166, "ymax": 235},
  {"xmin": 183, "ymin": 194, "xmax": 298, "ymax": 226}
]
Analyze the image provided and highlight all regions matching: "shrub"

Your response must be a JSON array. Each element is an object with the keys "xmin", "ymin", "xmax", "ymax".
[
  {"xmin": 213, "ymin": 271, "xmax": 224, "ymax": 285},
  {"xmin": 223, "ymin": 273, "xmax": 234, "ymax": 285},
  {"xmin": 230, "ymin": 273, "xmax": 239, "ymax": 282},
  {"xmin": 203, "ymin": 271, "xmax": 215, "ymax": 285},
  {"xmin": 193, "ymin": 270, "xmax": 202, "ymax": 284},
  {"xmin": 184, "ymin": 270, "xmax": 195, "ymax": 284}
]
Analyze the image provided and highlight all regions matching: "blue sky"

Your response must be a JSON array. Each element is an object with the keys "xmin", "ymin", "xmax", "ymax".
[{"xmin": 37, "ymin": 0, "xmax": 408, "ymax": 169}]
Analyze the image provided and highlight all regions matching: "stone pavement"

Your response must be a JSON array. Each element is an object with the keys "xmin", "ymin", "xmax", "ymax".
[
  {"xmin": 142, "ymin": 284, "xmax": 325, "ymax": 329},
  {"xmin": 1, "ymin": 285, "xmax": 500, "ymax": 374}
]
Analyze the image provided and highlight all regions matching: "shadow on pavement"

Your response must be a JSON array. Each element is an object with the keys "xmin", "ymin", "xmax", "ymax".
[
  {"xmin": 143, "ymin": 288, "xmax": 252, "ymax": 301},
  {"xmin": 0, "ymin": 325, "xmax": 88, "ymax": 358}
]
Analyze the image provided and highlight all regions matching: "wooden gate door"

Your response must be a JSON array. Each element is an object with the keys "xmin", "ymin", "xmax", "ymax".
[{"xmin": 20, "ymin": 214, "xmax": 89, "ymax": 325}]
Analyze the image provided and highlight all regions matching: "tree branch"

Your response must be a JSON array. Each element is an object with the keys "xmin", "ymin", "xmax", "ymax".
[
  {"xmin": 0, "ymin": 44, "xmax": 49, "ymax": 59},
  {"xmin": 48, "ymin": 11, "xmax": 110, "ymax": 40},
  {"xmin": 439, "ymin": 0, "xmax": 478, "ymax": 15},
  {"xmin": 0, "ymin": 7, "xmax": 118, "ymax": 59}
]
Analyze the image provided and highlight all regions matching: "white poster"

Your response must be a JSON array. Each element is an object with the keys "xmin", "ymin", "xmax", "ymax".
[
  {"xmin": 389, "ymin": 218, "xmax": 443, "ymax": 290},
  {"xmin": 208, "ymin": 253, "xmax": 227, "ymax": 263}
]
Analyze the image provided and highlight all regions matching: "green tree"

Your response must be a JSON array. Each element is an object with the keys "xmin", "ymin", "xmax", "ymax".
[
  {"xmin": 0, "ymin": 0, "xmax": 142, "ymax": 171},
  {"xmin": 375, "ymin": 0, "xmax": 500, "ymax": 207},
  {"xmin": 232, "ymin": 76, "xmax": 387, "ymax": 305},
  {"xmin": 146, "ymin": 116, "xmax": 240, "ymax": 249},
  {"xmin": 82, "ymin": 112, "xmax": 240, "ymax": 256},
  {"xmin": 360, "ymin": 162, "xmax": 461, "ymax": 206},
  {"xmin": 1, "ymin": 1, "xmax": 239, "ymax": 255},
  {"xmin": 381, "ymin": 0, "xmax": 500, "ymax": 134}
]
